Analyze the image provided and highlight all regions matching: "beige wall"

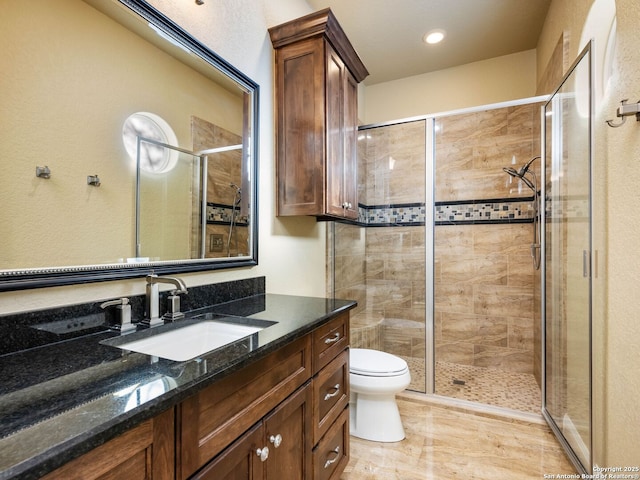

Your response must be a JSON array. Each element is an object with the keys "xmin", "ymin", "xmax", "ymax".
[
  {"xmin": 363, "ymin": 49, "xmax": 538, "ymax": 124},
  {"xmin": 0, "ymin": 0, "xmax": 243, "ymax": 269},
  {"xmin": 536, "ymin": 0, "xmax": 640, "ymax": 467},
  {"xmin": 0, "ymin": 0, "xmax": 325, "ymax": 315}
]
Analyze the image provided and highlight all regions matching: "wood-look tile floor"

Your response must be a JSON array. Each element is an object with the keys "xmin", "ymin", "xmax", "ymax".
[{"xmin": 341, "ymin": 398, "xmax": 576, "ymax": 479}]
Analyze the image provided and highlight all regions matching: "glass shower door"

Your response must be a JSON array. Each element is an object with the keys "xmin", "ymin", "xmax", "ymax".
[{"xmin": 543, "ymin": 43, "xmax": 592, "ymax": 473}]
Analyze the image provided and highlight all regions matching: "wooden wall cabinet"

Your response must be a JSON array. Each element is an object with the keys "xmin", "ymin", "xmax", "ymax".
[{"xmin": 269, "ymin": 9, "xmax": 368, "ymax": 219}]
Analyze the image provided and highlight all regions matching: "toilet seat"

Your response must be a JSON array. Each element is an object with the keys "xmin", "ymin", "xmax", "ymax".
[{"xmin": 350, "ymin": 348, "xmax": 409, "ymax": 377}]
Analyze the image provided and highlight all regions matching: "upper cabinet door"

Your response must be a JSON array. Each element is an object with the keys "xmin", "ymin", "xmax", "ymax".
[
  {"xmin": 269, "ymin": 9, "xmax": 368, "ymax": 220},
  {"xmin": 342, "ymin": 69, "xmax": 359, "ymax": 220},
  {"xmin": 273, "ymin": 37, "xmax": 327, "ymax": 216},
  {"xmin": 325, "ymin": 44, "xmax": 347, "ymax": 218}
]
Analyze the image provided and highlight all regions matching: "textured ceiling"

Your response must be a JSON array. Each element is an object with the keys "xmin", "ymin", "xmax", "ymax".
[{"xmin": 305, "ymin": 0, "xmax": 552, "ymax": 85}]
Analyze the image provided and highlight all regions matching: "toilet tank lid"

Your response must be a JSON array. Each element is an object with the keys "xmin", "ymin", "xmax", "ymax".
[{"xmin": 350, "ymin": 348, "xmax": 408, "ymax": 376}]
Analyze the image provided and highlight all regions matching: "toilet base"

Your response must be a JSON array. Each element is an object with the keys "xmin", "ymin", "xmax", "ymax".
[{"xmin": 349, "ymin": 391, "xmax": 406, "ymax": 442}]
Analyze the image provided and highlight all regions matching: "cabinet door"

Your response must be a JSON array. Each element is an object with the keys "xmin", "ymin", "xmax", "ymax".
[
  {"xmin": 178, "ymin": 336, "xmax": 311, "ymax": 479},
  {"xmin": 264, "ymin": 383, "xmax": 313, "ymax": 480},
  {"xmin": 42, "ymin": 408, "xmax": 174, "ymax": 480},
  {"xmin": 275, "ymin": 37, "xmax": 326, "ymax": 216},
  {"xmin": 191, "ymin": 423, "xmax": 264, "ymax": 480},
  {"xmin": 325, "ymin": 43, "xmax": 346, "ymax": 218},
  {"xmin": 342, "ymin": 70, "xmax": 359, "ymax": 220}
]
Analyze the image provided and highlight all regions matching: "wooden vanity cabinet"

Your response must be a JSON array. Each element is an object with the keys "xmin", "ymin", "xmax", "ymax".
[
  {"xmin": 191, "ymin": 383, "xmax": 312, "ymax": 480},
  {"xmin": 177, "ymin": 336, "xmax": 312, "ymax": 480},
  {"xmin": 43, "ymin": 407, "xmax": 175, "ymax": 480},
  {"xmin": 269, "ymin": 9, "xmax": 368, "ymax": 219},
  {"xmin": 310, "ymin": 312, "xmax": 350, "ymax": 480},
  {"xmin": 43, "ymin": 311, "xmax": 351, "ymax": 480},
  {"xmin": 182, "ymin": 312, "xmax": 351, "ymax": 480}
]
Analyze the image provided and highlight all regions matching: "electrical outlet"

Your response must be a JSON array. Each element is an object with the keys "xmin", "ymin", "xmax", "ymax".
[
  {"xmin": 210, "ymin": 233, "xmax": 223, "ymax": 252},
  {"xmin": 32, "ymin": 313, "xmax": 105, "ymax": 334}
]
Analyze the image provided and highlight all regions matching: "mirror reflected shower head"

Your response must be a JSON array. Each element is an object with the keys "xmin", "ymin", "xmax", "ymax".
[
  {"xmin": 228, "ymin": 183, "xmax": 242, "ymax": 256},
  {"xmin": 503, "ymin": 156, "xmax": 541, "ymax": 270}
]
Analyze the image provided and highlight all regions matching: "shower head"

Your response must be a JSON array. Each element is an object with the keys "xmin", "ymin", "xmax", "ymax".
[
  {"xmin": 502, "ymin": 166, "xmax": 520, "ymax": 178},
  {"xmin": 503, "ymin": 156, "xmax": 539, "ymax": 192},
  {"xmin": 518, "ymin": 155, "xmax": 540, "ymax": 177}
]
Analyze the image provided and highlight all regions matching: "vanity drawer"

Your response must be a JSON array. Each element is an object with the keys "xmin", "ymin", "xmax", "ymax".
[
  {"xmin": 313, "ymin": 349, "xmax": 349, "ymax": 444},
  {"xmin": 312, "ymin": 312, "xmax": 349, "ymax": 373},
  {"xmin": 178, "ymin": 335, "xmax": 311, "ymax": 480},
  {"xmin": 312, "ymin": 407, "xmax": 349, "ymax": 480}
]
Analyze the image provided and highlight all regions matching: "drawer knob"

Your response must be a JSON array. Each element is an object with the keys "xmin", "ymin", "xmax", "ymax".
[
  {"xmin": 324, "ymin": 384, "xmax": 341, "ymax": 401},
  {"xmin": 256, "ymin": 446, "xmax": 269, "ymax": 462},
  {"xmin": 269, "ymin": 434, "xmax": 282, "ymax": 448},
  {"xmin": 323, "ymin": 446, "xmax": 340, "ymax": 469},
  {"xmin": 324, "ymin": 332, "xmax": 340, "ymax": 344}
]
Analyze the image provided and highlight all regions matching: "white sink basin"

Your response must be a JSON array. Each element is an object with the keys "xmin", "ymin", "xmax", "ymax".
[{"xmin": 113, "ymin": 320, "xmax": 269, "ymax": 361}]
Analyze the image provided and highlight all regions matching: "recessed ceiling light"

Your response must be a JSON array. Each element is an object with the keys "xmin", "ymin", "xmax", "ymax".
[{"xmin": 423, "ymin": 29, "xmax": 446, "ymax": 45}]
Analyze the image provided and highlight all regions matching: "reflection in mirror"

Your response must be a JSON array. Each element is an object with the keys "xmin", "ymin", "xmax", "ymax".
[{"xmin": 0, "ymin": 0, "xmax": 259, "ymax": 290}]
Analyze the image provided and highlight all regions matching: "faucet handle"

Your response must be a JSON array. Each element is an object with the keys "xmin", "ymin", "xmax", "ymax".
[
  {"xmin": 163, "ymin": 291, "xmax": 186, "ymax": 322},
  {"xmin": 100, "ymin": 297, "xmax": 129, "ymax": 309},
  {"xmin": 100, "ymin": 297, "xmax": 136, "ymax": 333}
]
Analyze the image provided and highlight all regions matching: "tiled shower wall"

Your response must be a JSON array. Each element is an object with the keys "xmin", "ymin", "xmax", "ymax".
[
  {"xmin": 435, "ymin": 103, "xmax": 542, "ymax": 378},
  {"xmin": 332, "ymin": 102, "xmax": 542, "ymax": 397},
  {"xmin": 334, "ymin": 120, "xmax": 427, "ymax": 392},
  {"xmin": 191, "ymin": 117, "xmax": 248, "ymax": 257}
]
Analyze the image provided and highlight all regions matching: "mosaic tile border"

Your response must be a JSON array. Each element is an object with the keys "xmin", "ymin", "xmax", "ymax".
[
  {"xmin": 359, "ymin": 203, "xmax": 426, "ymax": 226},
  {"xmin": 349, "ymin": 197, "xmax": 536, "ymax": 226},
  {"xmin": 435, "ymin": 196, "xmax": 536, "ymax": 225},
  {"xmin": 206, "ymin": 202, "xmax": 249, "ymax": 226},
  {"xmin": 544, "ymin": 195, "xmax": 589, "ymax": 220}
]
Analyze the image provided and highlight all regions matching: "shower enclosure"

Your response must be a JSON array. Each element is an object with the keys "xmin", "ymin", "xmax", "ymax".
[
  {"xmin": 542, "ymin": 44, "xmax": 593, "ymax": 474},
  {"xmin": 432, "ymin": 102, "xmax": 544, "ymax": 413},
  {"xmin": 135, "ymin": 118, "xmax": 248, "ymax": 262},
  {"xmin": 329, "ymin": 42, "xmax": 593, "ymax": 477},
  {"xmin": 330, "ymin": 119, "xmax": 428, "ymax": 393},
  {"xmin": 330, "ymin": 99, "xmax": 545, "ymax": 411}
]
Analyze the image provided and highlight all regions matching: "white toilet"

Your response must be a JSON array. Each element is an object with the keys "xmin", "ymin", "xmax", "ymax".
[{"xmin": 349, "ymin": 348, "xmax": 411, "ymax": 442}]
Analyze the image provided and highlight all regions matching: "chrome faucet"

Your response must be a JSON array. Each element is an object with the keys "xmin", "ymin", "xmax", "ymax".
[{"xmin": 144, "ymin": 274, "xmax": 188, "ymax": 327}]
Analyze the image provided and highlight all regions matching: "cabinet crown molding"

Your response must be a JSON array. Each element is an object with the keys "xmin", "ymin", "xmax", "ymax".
[{"xmin": 268, "ymin": 8, "xmax": 369, "ymax": 83}]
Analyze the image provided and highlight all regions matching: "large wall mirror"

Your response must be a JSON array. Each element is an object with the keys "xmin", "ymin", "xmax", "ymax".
[{"xmin": 0, "ymin": 0, "xmax": 259, "ymax": 291}]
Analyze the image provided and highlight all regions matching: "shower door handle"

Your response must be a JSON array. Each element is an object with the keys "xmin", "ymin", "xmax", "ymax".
[{"xmin": 583, "ymin": 250, "xmax": 591, "ymax": 278}]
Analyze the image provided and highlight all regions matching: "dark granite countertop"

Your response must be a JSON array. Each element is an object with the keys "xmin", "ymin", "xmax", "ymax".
[{"xmin": 0, "ymin": 294, "xmax": 355, "ymax": 480}]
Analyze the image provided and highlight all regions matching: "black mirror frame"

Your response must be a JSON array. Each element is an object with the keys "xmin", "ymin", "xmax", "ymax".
[{"xmin": 0, "ymin": 0, "xmax": 259, "ymax": 292}]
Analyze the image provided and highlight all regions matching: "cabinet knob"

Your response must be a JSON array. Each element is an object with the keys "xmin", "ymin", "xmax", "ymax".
[
  {"xmin": 324, "ymin": 332, "xmax": 340, "ymax": 344},
  {"xmin": 256, "ymin": 446, "xmax": 269, "ymax": 462},
  {"xmin": 323, "ymin": 384, "xmax": 341, "ymax": 401},
  {"xmin": 269, "ymin": 434, "xmax": 282, "ymax": 448},
  {"xmin": 323, "ymin": 446, "xmax": 340, "ymax": 469}
]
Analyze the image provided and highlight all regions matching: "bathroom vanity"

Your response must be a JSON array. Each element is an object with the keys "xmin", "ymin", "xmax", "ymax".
[{"xmin": 0, "ymin": 288, "xmax": 354, "ymax": 480}]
